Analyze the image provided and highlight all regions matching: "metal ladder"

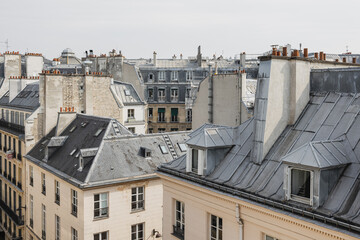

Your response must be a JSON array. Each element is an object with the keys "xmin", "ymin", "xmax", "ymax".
[{"xmin": 163, "ymin": 134, "xmax": 178, "ymax": 159}]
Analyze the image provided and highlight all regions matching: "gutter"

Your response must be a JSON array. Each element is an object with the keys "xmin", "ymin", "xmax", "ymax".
[{"xmin": 158, "ymin": 167, "xmax": 360, "ymax": 236}]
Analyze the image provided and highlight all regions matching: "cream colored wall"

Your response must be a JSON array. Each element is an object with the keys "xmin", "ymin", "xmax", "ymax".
[
  {"xmin": 83, "ymin": 178, "xmax": 163, "ymax": 240},
  {"xmin": 26, "ymin": 161, "xmax": 84, "ymax": 240},
  {"xmin": 160, "ymin": 174, "xmax": 359, "ymax": 240},
  {"xmin": 123, "ymin": 105, "xmax": 146, "ymax": 134}
]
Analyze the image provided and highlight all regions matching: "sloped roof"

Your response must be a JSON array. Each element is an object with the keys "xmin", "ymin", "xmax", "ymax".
[
  {"xmin": 186, "ymin": 126, "xmax": 234, "ymax": 148},
  {"xmin": 0, "ymin": 83, "xmax": 39, "ymax": 111},
  {"xmin": 159, "ymin": 91, "xmax": 360, "ymax": 234},
  {"xmin": 282, "ymin": 140, "xmax": 350, "ymax": 169},
  {"xmin": 110, "ymin": 81, "xmax": 144, "ymax": 106}
]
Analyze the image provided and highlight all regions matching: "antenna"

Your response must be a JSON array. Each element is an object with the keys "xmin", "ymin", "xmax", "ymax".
[
  {"xmin": 0, "ymin": 39, "xmax": 10, "ymax": 51},
  {"xmin": 346, "ymin": 45, "xmax": 349, "ymax": 53}
]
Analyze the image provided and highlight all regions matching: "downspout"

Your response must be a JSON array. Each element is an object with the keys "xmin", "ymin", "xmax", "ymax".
[
  {"xmin": 236, "ymin": 204, "xmax": 244, "ymax": 240},
  {"xmin": 208, "ymin": 64, "xmax": 213, "ymax": 123}
]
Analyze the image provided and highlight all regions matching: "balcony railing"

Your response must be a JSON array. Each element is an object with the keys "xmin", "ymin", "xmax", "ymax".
[
  {"xmin": 172, "ymin": 225, "xmax": 184, "ymax": 240},
  {"xmin": 0, "ymin": 119, "xmax": 24, "ymax": 133},
  {"xmin": 0, "ymin": 198, "xmax": 24, "ymax": 225},
  {"xmin": 171, "ymin": 116, "xmax": 179, "ymax": 123}
]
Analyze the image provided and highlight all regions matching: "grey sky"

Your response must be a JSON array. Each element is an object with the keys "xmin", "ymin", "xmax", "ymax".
[{"xmin": 1, "ymin": 0, "xmax": 359, "ymax": 59}]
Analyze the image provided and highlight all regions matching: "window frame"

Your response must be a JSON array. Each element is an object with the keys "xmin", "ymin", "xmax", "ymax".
[
  {"xmin": 131, "ymin": 186, "xmax": 145, "ymax": 212},
  {"xmin": 209, "ymin": 214, "xmax": 223, "ymax": 240},
  {"xmin": 41, "ymin": 173, "xmax": 46, "ymax": 195},
  {"xmin": 94, "ymin": 231, "xmax": 109, "ymax": 240},
  {"xmin": 71, "ymin": 189, "xmax": 78, "ymax": 217},
  {"xmin": 158, "ymin": 71, "xmax": 166, "ymax": 81},
  {"xmin": 171, "ymin": 88, "xmax": 179, "ymax": 102},
  {"xmin": 173, "ymin": 200, "xmax": 185, "ymax": 239},
  {"xmin": 171, "ymin": 71, "xmax": 179, "ymax": 81},
  {"xmin": 55, "ymin": 180, "xmax": 60, "ymax": 205},
  {"xmin": 128, "ymin": 109, "xmax": 135, "ymax": 119},
  {"xmin": 71, "ymin": 227, "xmax": 78, "ymax": 240},
  {"xmin": 131, "ymin": 223, "xmax": 144, "ymax": 240},
  {"xmin": 186, "ymin": 71, "xmax": 193, "ymax": 81},
  {"xmin": 288, "ymin": 167, "xmax": 314, "ymax": 205},
  {"xmin": 94, "ymin": 192, "xmax": 109, "ymax": 219},
  {"xmin": 55, "ymin": 215, "xmax": 61, "ymax": 240},
  {"xmin": 158, "ymin": 89, "xmax": 166, "ymax": 102},
  {"xmin": 41, "ymin": 204, "xmax": 46, "ymax": 240}
]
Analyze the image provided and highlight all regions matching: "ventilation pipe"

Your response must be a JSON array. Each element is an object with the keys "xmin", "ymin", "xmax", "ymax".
[
  {"xmin": 235, "ymin": 204, "xmax": 244, "ymax": 240},
  {"xmin": 153, "ymin": 51, "xmax": 157, "ymax": 66}
]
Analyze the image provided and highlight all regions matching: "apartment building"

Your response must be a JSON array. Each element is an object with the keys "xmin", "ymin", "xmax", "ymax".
[
  {"xmin": 25, "ymin": 113, "xmax": 189, "ymax": 240},
  {"xmin": 158, "ymin": 53, "xmax": 360, "ymax": 240},
  {"xmin": 0, "ymin": 81, "xmax": 40, "ymax": 239},
  {"xmin": 38, "ymin": 71, "xmax": 146, "ymax": 137},
  {"xmin": 83, "ymin": 47, "xmax": 259, "ymax": 133}
]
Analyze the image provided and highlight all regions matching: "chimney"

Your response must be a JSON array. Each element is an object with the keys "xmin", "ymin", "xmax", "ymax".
[
  {"xmin": 153, "ymin": 51, "xmax": 157, "ymax": 66},
  {"xmin": 55, "ymin": 111, "xmax": 77, "ymax": 136},
  {"xmin": 314, "ymin": 52, "xmax": 319, "ymax": 59},
  {"xmin": 197, "ymin": 46, "xmax": 202, "ymax": 67},
  {"xmin": 353, "ymin": 57, "xmax": 357, "ymax": 64},
  {"xmin": 304, "ymin": 48, "xmax": 308, "ymax": 57},
  {"xmin": 282, "ymin": 47, "xmax": 287, "ymax": 56},
  {"xmin": 251, "ymin": 56, "xmax": 312, "ymax": 164},
  {"xmin": 319, "ymin": 52, "xmax": 324, "ymax": 60},
  {"xmin": 180, "ymin": 53, "xmax": 183, "ymax": 60},
  {"xmin": 240, "ymin": 52, "xmax": 246, "ymax": 68}
]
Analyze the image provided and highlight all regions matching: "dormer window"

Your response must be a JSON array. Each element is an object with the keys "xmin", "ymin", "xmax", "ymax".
[
  {"xmin": 78, "ymin": 156, "xmax": 84, "ymax": 172},
  {"xmin": 191, "ymin": 149, "xmax": 198, "ymax": 173},
  {"xmin": 290, "ymin": 168, "xmax": 313, "ymax": 203},
  {"xmin": 140, "ymin": 147, "xmax": 152, "ymax": 158}
]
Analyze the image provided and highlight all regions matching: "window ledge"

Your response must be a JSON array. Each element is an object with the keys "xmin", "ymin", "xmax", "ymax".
[
  {"xmin": 93, "ymin": 216, "xmax": 109, "ymax": 221},
  {"xmin": 130, "ymin": 208, "xmax": 145, "ymax": 214}
]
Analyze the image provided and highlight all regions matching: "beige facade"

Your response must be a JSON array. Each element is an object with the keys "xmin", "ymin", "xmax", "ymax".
[
  {"xmin": 147, "ymin": 103, "xmax": 191, "ymax": 133},
  {"xmin": 26, "ymin": 160, "xmax": 163, "ymax": 240},
  {"xmin": 160, "ymin": 174, "xmax": 359, "ymax": 240}
]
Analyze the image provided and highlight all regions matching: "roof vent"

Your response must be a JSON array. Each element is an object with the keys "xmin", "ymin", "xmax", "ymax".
[
  {"xmin": 124, "ymin": 90, "xmax": 131, "ymax": 96},
  {"xmin": 140, "ymin": 147, "xmax": 152, "ymax": 158}
]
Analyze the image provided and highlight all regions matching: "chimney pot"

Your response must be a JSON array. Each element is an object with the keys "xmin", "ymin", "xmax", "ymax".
[
  {"xmin": 315, "ymin": 52, "xmax": 319, "ymax": 59},
  {"xmin": 304, "ymin": 48, "xmax": 308, "ymax": 57},
  {"xmin": 353, "ymin": 58, "xmax": 356, "ymax": 64},
  {"xmin": 282, "ymin": 47, "xmax": 287, "ymax": 56}
]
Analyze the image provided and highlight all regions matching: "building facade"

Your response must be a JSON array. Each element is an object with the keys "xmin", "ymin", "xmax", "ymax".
[
  {"xmin": 158, "ymin": 53, "xmax": 360, "ymax": 240},
  {"xmin": 25, "ymin": 113, "xmax": 189, "ymax": 240}
]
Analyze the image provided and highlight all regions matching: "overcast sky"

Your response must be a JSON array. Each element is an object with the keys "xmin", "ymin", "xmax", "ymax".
[{"xmin": 1, "ymin": 0, "xmax": 359, "ymax": 60}]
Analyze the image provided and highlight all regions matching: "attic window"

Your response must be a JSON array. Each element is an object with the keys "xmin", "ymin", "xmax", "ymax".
[
  {"xmin": 140, "ymin": 147, "xmax": 151, "ymax": 158},
  {"xmin": 178, "ymin": 143, "xmax": 187, "ymax": 152},
  {"xmin": 124, "ymin": 90, "xmax": 131, "ymax": 96},
  {"xmin": 192, "ymin": 149, "xmax": 198, "ymax": 173},
  {"xmin": 94, "ymin": 128, "xmax": 104, "ymax": 137},
  {"xmin": 159, "ymin": 145, "xmax": 168, "ymax": 154},
  {"xmin": 290, "ymin": 168, "xmax": 312, "ymax": 202},
  {"xmin": 70, "ymin": 148, "xmax": 77, "ymax": 156},
  {"xmin": 69, "ymin": 126, "xmax": 77, "ymax": 133}
]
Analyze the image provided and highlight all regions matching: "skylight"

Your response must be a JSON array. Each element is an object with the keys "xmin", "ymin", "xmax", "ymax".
[
  {"xmin": 178, "ymin": 143, "xmax": 187, "ymax": 152},
  {"xmin": 94, "ymin": 128, "xmax": 104, "ymax": 137},
  {"xmin": 69, "ymin": 126, "xmax": 77, "ymax": 133},
  {"xmin": 159, "ymin": 145, "xmax": 168, "ymax": 154},
  {"xmin": 81, "ymin": 121, "xmax": 88, "ymax": 127},
  {"xmin": 124, "ymin": 89, "xmax": 131, "ymax": 96},
  {"xmin": 70, "ymin": 148, "xmax": 77, "ymax": 156}
]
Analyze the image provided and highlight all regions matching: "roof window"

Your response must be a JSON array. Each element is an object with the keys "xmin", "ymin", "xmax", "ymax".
[
  {"xmin": 69, "ymin": 126, "xmax": 77, "ymax": 133},
  {"xmin": 70, "ymin": 148, "xmax": 77, "ymax": 156},
  {"xmin": 178, "ymin": 143, "xmax": 187, "ymax": 152},
  {"xmin": 124, "ymin": 90, "xmax": 131, "ymax": 96},
  {"xmin": 81, "ymin": 121, "xmax": 88, "ymax": 127},
  {"xmin": 94, "ymin": 128, "xmax": 104, "ymax": 137},
  {"xmin": 159, "ymin": 145, "xmax": 168, "ymax": 154}
]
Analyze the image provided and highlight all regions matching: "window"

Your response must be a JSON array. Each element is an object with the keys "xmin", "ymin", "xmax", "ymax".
[
  {"xmin": 55, "ymin": 215, "xmax": 60, "ymax": 240},
  {"xmin": 29, "ymin": 165, "xmax": 33, "ymax": 186},
  {"xmin": 171, "ymin": 128, "xmax": 178, "ymax": 131},
  {"xmin": 171, "ymin": 71, "xmax": 178, "ymax": 81},
  {"xmin": 128, "ymin": 127, "xmax": 135, "ymax": 134},
  {"xmin": 41, "ymin": 173, "xmax": 46, "ymax": 195},
  {"xmin": 158, "ymin": 108, "xmax": 166, "ymax": 122},
  {"xmin": 42, "ymin": 204, "xmax": 46, "ymax": 240},
  {"xmin": 128, "ymin": 109, "xmax": 135, "ymax": 118},
  {"xmin": 148, "ymin": 73, "xmax": 154, "ymax": 82},
  {"xmin": 178, "ymin": 143, "xmax": 187, "ymax": 152},
  {"xmin": 210, "ymin": 214, "xmax": 222, "ymax": 240},
  {"xmin": 186, "ymin": 71, "xmax": 193, "ymax": 81},
  {"xmin": 158, "ymin": 128, "xmax": 166, "ymax": 133},
  {"xmin": 159, "ymin": 145, "xmax": 168, "ymax": 154},
  {"xmin": 186, "ymin": 88, "xmax": 191, "ymax": 98},
  {"xmin": 131, "ymin": 223, "xmax": 144, "ymax": 240},
  {"xmin": 158, "ymin": 89, "xmax": 165, "ymax": 102},
  {"xmin": 192, "ymin": 149, "xmax": 199, "ymax": 173},
  {"xmin": 148, "ymin": 128, "xmax": 153, "ymax": 134},
  {"xmin": 94, "ymin": 193, "xmax": 108, "ymax": 218},
  {"xmin": 18, "ymin": 139, "xmax": 21, "ymax": 160},
  {"xmin": 71, "ymin": 189, "xmax": 78, "ymax": 217},
  {"xmin": 148, "ymin": 108, "xmax": 153, "ymax": 118},
  {"xmin": 55, "ymin": 180, "xmax": 60, "ymax": 205},
  {"xmin": 94, "ymin": 231, "xmax": 108, "ymax": 240},
  {"xmin": 291, "ymin": 168, "xmax": 311, "ymax": 200},
  {"xmin": 186, "ymin": 109, "xmax": 192, "ymax": 122},
  {"xmin": 148, "ymin": 89, "xmax": 154, "ymax": 101},
  {"xmin": 171, "ymin": 89, "xmax": 179, "ymax": 102},
  {"xmin": 173, "ymin": 200, "xmax": 185, "ymax": 239},
  {"xmin": 171, "ymin": 108, "xmax": 178, "ymax": 122},
  {"xmin": 71, "ymin": 227, "xmax": 78, "ymax": 240},
  {"xmin": 158, "ymin": 71, "xmax": 165, "ymax": 81},
  {"xmin": 131, "ymin": 186, "xmax": 144, "ymax": 211}
]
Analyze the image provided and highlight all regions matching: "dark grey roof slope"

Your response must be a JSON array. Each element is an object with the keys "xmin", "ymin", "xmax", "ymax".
[
  {"xmin": 111, "ymin": 81, "xmax": 144, "ymax": 106},
  {"xmin": 0, "ymin": 83, "xmax": 39, "ymax": 111},
  {"xmin": 26, "ymin": 114, "xmax": 132, "ymax": 183},
  {"xmin": 159, "ymin": 91, "xmax": 360, "ymax": 235},
  {"xmin": 186, "ymin": 126, "xmax": 234, "ymax": 148}
]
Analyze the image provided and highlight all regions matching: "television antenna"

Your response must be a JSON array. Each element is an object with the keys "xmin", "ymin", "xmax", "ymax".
[{"xmin": 0, "ymin": 39, "xmax": 10, "ymax": 51}]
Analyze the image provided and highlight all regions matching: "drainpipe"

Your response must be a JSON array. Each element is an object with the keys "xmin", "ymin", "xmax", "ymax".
[
  {"xmin": 236, "ymin": 204, "xmax": 244, "ymax": 240},
  {"xmin": 208, "ymin": 64, "xmax": 213, "ymax": 123}
]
